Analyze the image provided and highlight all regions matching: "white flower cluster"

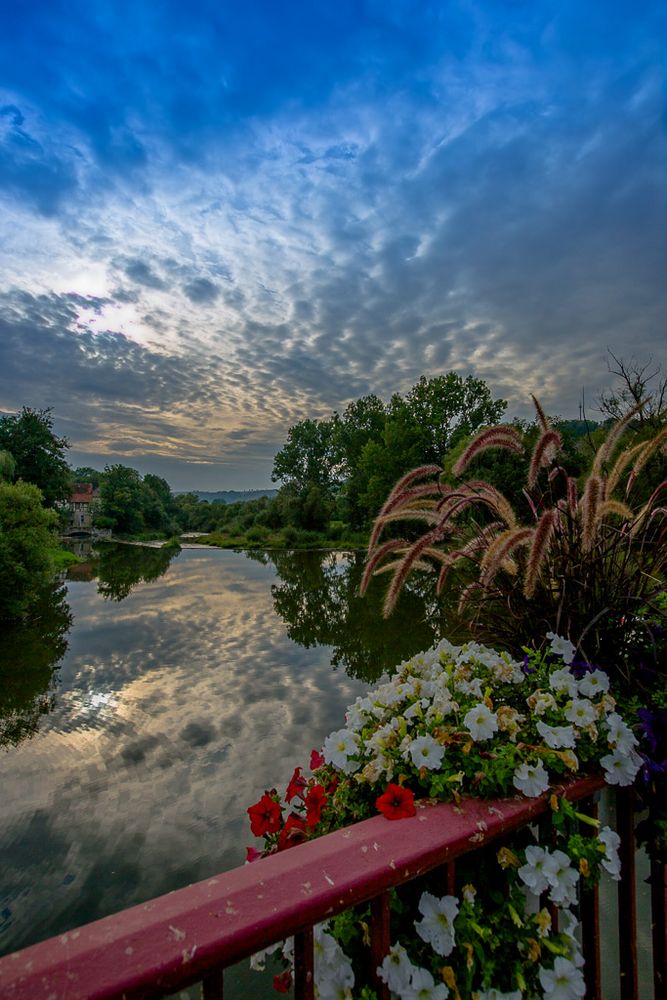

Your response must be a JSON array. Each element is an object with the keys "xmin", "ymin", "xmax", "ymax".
[
  {"xmin": 256, "ymin": 633, "xmax": 636, "ymax": 1000},
  {"xmin": 377, "ymin": 936, "xmax": 449, "ymax": 999},
  {"xmin": 320, "ymin": 633, "xmax": 641, "ymax": 797},
  {"xmin": 313, "ymin": 924, "xmax": 355, "ymax": 1000},
  {"xmin": 518, "ymin": 845, "xmax": 580, "ymax": 906}
]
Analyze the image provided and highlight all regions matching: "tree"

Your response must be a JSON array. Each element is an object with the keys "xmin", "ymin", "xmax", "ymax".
[
  {"xmin": 142, "ymin": 473, "xmax": 178, "ymax": 532},
  {"xmin": 0, "ymin": 407, "xmax": 71, "ymax": 506},
  {"xmin": 0, "ymin": 449, "xmax": 16, "ymax": 482},
  {"xmin": 598, "ymin": 351, "xmax": 667, "ymax": 430},
  {"xmin": 72, "ymin": 466, "xmax": 103, "ymax": 488},
  {"xmin": 355, "ymin": 405, "xmax": 430, "ymax": 523},
  {"xmin": 272, "ymin": 418, "xmax": 341, "ymax": 529},
  {"xmin": 98, "ymin": 465, "xmax": 146, "ymax": 534},
  {"xmin": 272, "ymin": 418, "xmax": 340, "ymax": 492},
  {"xmin": 403, "ymin": 373, "xmax": 507, "ymax": 463},
  {"xmin": 0, "ymin": 481, "xmax": 59, "ymax": 619}
]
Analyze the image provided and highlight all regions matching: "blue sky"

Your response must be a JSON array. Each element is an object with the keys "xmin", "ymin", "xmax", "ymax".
[{"xmin": 0, "ymin": 0, "xmax": 665, "ymax": 490}]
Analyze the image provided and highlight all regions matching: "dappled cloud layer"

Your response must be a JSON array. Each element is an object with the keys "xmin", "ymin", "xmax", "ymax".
[{"xmin": 1, "ymin": 1, "xmax": 665, "ymax": 487}]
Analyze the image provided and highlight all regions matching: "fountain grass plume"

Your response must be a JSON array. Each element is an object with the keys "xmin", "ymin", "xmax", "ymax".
[{"xmin": 364, "ymin": 395, "xmax": 667, "ymax": 682}]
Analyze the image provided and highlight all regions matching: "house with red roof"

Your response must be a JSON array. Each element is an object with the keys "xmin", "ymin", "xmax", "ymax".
[{"xmin": 68, "ymin": 483, "xmax": 100, "ymax": 530}]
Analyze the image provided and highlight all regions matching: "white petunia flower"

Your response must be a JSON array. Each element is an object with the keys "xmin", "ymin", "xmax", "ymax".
[
  {"xmin": 313, "ymin": 924, "xmax": 340, "ymax": 971},
  {"xmin": 404, "ymin": 699, "xmax": 428, "ymax": 721},
  {"xmin": 414, "ymin": 891, "xmax": 459, "ymax": 957},
  {"xmin": 404, "ymin": 965, "xmax": 449, "ymax": 1000},
  {"xmin": 604, "ymin": 713, "xmax": 638, "ymax": 752},
  {"xmin": 455, "ymin": 676, "xmax": 484, "ymax": 698},
  {"xmin": 464, "ymin": 703, "xmax": 499, "ymax": 741},
  {"xmin": 549, "ymin": 668, "xmax": 578, "ymax": 697},
  {"xmin": 547, "ymin": 850, "xmax": 580, "ymax": 907},
  {"xmin": 518, "ymin": 845, "xmax": 559, "ymax": 894},
  {"xmin": 316, "ymin": 956, "xmax": 354, "ymax": 1000},
  {"xmin": 539, "ymin": 956, "xmax": 586, "ymax": 999},
  {"xmin": 600, "ymin": 747, "xmax": 642, "ymax": 786},
  {"xmin": 598, "ymin": 826, "xmax": 621, "ymax": 880},
  {"xmin": 323, "ymin": 728, "xmax": 360, "ymax": 773},
  {"xmin": 565, "ymin": 699, "xmax": 597, "ymax": 727},
  {"xmin": 536, "ymin": 720, "xmax": 577, "ymax": 749},
  {"xmin": 344, "ymin": 698, "xmax": 371, "ymax": 732},
  {"xmin": 559, "ymin": 908, "xmax": 579, "ymax": 941},
  {"xmin": 528, "ymin": 690, "xmax": 558, "ymax": 715},
  {"xmin": 577, "ymin": 669, "xmax": 610, "ymax": 698},
  {"xmin": 376, "ymin": 942, "xmax": 415, "ymax": 995},
  {"xmin": 407, "ymin": 734, "xmax": 445, "ymax": 770},
  {"xmin": 546, "ymin": 632, "xmax": 577, "ymax": 664},
  {"xmin": 513, "ymin": 759, "xmax": 550, "ymax": 797}
]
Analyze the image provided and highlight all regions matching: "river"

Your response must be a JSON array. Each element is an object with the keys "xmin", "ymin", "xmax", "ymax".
[{"xmin": 0, "ymin": 543, "xmax": 448, "ymax": 996}]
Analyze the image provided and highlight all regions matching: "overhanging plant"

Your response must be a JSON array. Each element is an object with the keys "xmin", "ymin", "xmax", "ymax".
[{"xmin": 246, "ymin": 633, "xmax": 640, "ymax": 999}]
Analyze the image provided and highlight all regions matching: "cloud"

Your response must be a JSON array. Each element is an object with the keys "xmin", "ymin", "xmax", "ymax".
[
  {"xmin": 183, "ymin": 277, "xmax": 219, "ymax": 304},
  {"xmin": 0, "ymin": 2, "xmax": 664, "ymax": 487},
  {"xmin": 124, "ymin": 259, "xmax": 167, "ymax": 291},
  {"xmin": 0, "ymin": 103, "xmax": 80, "ymax": 215}
]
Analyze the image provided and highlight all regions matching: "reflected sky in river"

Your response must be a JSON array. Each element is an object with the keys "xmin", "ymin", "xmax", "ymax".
[{"xmin": 0, "ymin": 546, "xmax": 442, "ymax": 966}]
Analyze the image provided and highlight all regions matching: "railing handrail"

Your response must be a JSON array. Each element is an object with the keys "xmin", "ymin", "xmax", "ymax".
[{"xmin": 0, "ymin": 775, "xmax": 605, "ymax": 1000}]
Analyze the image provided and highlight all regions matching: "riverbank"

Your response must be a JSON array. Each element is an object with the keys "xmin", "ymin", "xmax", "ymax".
[{"xmin": 191, "ymin": 528, "xmax": 368, "ymax": 551}]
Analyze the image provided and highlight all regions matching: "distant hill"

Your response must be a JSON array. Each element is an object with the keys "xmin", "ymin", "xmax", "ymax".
[{"xmin": 178, "ymin": 489, "xmax": 278, "ymax": 504}]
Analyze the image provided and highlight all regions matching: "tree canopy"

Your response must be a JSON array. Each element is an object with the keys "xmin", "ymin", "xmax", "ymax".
[
  {"xmin": 0, "ymin": 481, "xmax": 59, "ymax": 619},
  {"xmin": 0, "ymin": 407, "xmax": 71, "ymax": 506},
  {"xmin": 269, "ymin": 373, "xmax": 507, "ymax": 530}
]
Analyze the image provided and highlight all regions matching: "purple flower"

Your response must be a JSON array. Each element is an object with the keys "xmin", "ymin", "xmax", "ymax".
[{"xmin": 522, "ymin": 654, "xmax": 535, "ymax": 675}]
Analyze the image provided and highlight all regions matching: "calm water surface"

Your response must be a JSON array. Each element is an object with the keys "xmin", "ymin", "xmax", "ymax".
[{"xmin": 0, "ymin": 544, "xmax": 445, "ymax": 993}]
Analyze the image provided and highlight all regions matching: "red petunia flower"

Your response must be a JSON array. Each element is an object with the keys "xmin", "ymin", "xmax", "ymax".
[
  {"xmin": 245, "ymin": 846, "xmax": 262, "ymax": 863},
  {"xmin": 310, "ymin": 748, "xmax": 325, "ymax": 770},
  {"xmin": 376, "ymin": 783, "xmax": 416, "ymax": 821},
  {"xmin": 277, "ymin": 812, "xmax": 308, "ymax": 850},
  {"xmin": 304, "ymin": 783, "xmax": 328, "ymax": 829},
  {"xmin": 247, "ymin": 792, "xmax": 282, "ymax": 837},
  {"xmin": 273, "ymin": 970, "xmax": 292, "ymax": 993},
  {"xmin": 285, "ymin": 765, "xmax": 307, "ymax": 802}
]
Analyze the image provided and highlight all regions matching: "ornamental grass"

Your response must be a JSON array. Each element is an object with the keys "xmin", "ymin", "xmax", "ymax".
[{"xmin": 361, "ymin": 398, "xmax": 667, "ymax": 696}]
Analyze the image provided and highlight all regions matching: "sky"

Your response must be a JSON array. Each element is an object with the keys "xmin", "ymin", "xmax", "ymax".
[{"xmin": 0, "ymin": 0, "xmax": 665, "ymax": 491}]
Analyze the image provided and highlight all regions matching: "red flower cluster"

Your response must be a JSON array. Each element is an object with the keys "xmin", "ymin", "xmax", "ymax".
[
  {"xmin": 246, "ymin": 749, "xmax": 334, "ymax": 856},
  {"xmin": 376, "ymin": 783, "xmax": 416, "ymax": 820}
]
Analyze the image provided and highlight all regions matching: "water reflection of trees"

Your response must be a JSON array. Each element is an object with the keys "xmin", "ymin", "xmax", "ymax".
[
  {"xmin": 0, "ymin": 586, "xmax": 72, "ymax": 748},
  {"xmin": 257, "ymin": 550, "xmax": 453, "ymax": 682},
  {"xmin": 68, "ymin": 543, "xmax": 180, "ymax": 601}
]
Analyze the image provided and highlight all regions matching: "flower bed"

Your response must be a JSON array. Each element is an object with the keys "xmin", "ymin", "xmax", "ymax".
[{"xmin": 246, "ymin": 633, "xmax": 642, "ymax": 999}]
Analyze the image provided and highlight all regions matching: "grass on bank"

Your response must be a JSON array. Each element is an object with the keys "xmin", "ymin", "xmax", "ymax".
[
  {"xmin": 49, "ymin": 547, "xmax": 81, "ymax": 570},
  {"xmin": 193, "ymin": 524, "xmax": 369, "ymax": 551}
]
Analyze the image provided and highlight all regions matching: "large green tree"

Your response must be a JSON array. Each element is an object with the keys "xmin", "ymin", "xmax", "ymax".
[
  {"xmin": 402, "ymin": 373, "xmax": 507, "ymax": 463},
  {"xmin": 98, "ymin": 465, "xmax": 147, "ymax": 534},
  {"xmin": 0, "ymin": 481, "xmax": 59, "ymax": 619},
  {"xmin": 0, "ymin": 408, "xmax": 71, "ymax": 506}
]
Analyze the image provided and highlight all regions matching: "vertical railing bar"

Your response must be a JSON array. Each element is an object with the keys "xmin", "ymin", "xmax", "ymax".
[
  {"xmin": 617, "ymin": 787, "xmax": 638, "ymax": 1000},
  {"xmin": 370, "ymin": 891, "xmax": 392, "ymax": 1000},
  {"xmin": 651, "ymin": 860, "xmax": 667, "ymax": 1000},
  {"xmin": 294, "ymin": 926, "xmax": 315, "ymax": 1000},
  {"xmin": 201, "ymin": 965, "xmax": 224, "ymax": 1000},
  {"xmin": 579, "ymin": 796, "xmax": 601, "ymax": 1000}
]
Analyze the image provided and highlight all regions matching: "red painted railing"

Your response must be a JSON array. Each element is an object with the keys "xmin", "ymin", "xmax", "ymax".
[{"xmin": 0, "ymin": 775, "xmax": 663, "ymax": 999}]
